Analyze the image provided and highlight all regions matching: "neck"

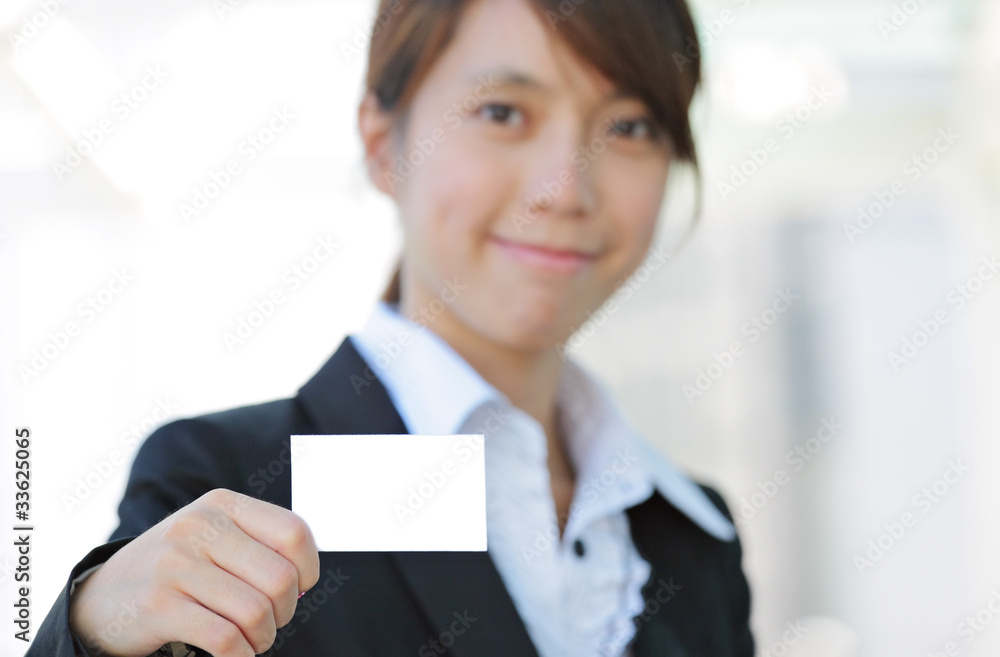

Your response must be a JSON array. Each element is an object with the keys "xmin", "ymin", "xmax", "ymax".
[
  {"xmin": 395, "ymin": 289, "xmax": 579, "ymax": 535},
  {"xmin": 395, "ymin": 277, "xmax": 567, "ymax": 430},
  {"xmin": 423, "ymin": 306, "xmax": 564, "ymax": 435}
]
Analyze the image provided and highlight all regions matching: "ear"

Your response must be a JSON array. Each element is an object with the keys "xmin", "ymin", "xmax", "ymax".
[{"xmin": 358, "ymin": 90, "xmax": 400, "ymax": 198}]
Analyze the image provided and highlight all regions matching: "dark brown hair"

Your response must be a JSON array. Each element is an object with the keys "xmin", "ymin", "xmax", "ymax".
[{"xmin": 366, "ymin": 0, "xmax": 703, "ymax": 304}]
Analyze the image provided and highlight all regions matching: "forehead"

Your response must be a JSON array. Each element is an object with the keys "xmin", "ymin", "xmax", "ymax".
[{"xmin": 426, "ymin": 0, "xmax": 618, "ymax": 103}]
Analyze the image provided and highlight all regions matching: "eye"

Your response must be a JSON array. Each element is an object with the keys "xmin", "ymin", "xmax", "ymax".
[
  {"xmin": 478, "ymin": 102, "xmax": 525, "ymax": 127},
  {"xmin": 607, "ymin": 117, "xmax": 661, "ymax": 141}
]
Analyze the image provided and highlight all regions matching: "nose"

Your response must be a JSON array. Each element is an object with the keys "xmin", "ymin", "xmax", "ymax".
[{"xmin": 520, "ymin": 121, "xmax": 598, "ymax": 222}]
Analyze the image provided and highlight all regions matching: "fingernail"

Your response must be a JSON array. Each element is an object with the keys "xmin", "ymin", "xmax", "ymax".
[{"xmin": 298, "ymin": 591, "xmax": 306, "ymax": 599}]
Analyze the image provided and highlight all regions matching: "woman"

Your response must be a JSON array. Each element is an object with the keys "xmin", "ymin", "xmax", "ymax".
[{"xmin": 29, "ymin": 0, "xmax": 754, "ymax": 655}]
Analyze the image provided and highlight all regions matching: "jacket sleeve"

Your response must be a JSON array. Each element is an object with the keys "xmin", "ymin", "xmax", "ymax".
[
  {"xmin": 725, "ymin": 521, "xmax": 755, "ymax": 657},
  {"xmin": 25, "ymin": 418, "xmax": 245, "ymax": 657},
  {"xmin": 110, "ymin": 417, "xmax": 247, "ymax": 541},
  {"xmin": 24, "ymin": 538, "xmax": 136, "ymax": 657},
  {"xmin": 699, "ymin": 485, "xmax": 755, "ymax": 657}
]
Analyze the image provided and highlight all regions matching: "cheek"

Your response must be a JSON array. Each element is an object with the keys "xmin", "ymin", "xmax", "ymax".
[
  {"xmin": 602, "ymin": 161, "xmax": 667, "ymax": 265},
  {"xmin": 399, "ymin": 139, "xmax": 511, "ymax": 278},
  {"xmin": 409, "ymin": 136, "xmax": 522, "ymax": 277}
]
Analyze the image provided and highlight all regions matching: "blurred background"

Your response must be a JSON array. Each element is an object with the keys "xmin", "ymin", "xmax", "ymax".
[{"xmin": 1, "ymin": 0, "xmax": 998, "ymax": 655}]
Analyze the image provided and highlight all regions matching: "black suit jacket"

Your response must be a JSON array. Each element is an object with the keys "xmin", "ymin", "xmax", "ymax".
[{"xmin": 28, "ymin": 336, "xmax": 754, "ymax": 657}]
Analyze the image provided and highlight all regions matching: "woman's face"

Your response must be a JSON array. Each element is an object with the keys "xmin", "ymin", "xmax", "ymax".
[{"xmin": 363, "ymin": 0, "xmax": 672, "ymax": 352}]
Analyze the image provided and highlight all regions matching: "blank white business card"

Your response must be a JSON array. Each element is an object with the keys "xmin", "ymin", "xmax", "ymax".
[{"xmin": 291, "ymin": 434, "xmax": 486, "ymax": 551}]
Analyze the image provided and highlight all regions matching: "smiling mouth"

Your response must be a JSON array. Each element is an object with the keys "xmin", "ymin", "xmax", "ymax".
[{"xmin": 489, "ymin": 235, "xmax": 597, "ymax": 275}]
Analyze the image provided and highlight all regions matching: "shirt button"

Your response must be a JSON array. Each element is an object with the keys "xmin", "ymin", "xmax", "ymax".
[{"xmin": 573, "ymin": 539, "xmax": 586, "ymax": 557}]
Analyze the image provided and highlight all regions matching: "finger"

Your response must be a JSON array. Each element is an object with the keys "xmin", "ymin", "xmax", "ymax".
[
  {"xmin": 200, "ymin": 489, "xmax": 321, "ymax": 594},
  {"xmin": 174, "ymin": 561, "xmax": 278, "ymax": 655},
  {"xmin": 196, "ymin": 515, "xmax": 300, "ymax": 627},
  {"xmin": 168, "ymin": 596, "xmax": 257, "ymax": 657}
]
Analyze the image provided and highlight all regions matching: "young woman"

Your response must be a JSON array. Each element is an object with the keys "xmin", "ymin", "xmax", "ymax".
[{"xmin": 29, "ymin": 0, "xmax": 754, "ymax": 655}]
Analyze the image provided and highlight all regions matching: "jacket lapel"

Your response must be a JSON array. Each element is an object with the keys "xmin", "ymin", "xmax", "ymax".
[
  {"xmin": 296, "ymin": 337, "xmax": 540, "ymax": 657},
  {"xmin": 391, "ymin": 551, "xmax": 541, "ymax": 657},
  {"xmin": 297, "ymin": 336, "xmax": 411, "ymax": 436}
]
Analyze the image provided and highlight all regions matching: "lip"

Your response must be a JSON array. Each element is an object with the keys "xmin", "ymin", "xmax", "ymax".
[{"xmin": 489, "ymin": 235, "xmax": 597, "ymax": 275}]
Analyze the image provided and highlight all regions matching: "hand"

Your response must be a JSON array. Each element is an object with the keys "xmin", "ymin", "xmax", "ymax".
[{"xmin": 69, "ymin": 489, "xmax": 320, "ymax": 657}]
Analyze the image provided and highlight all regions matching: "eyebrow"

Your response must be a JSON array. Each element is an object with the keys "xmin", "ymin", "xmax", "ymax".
[
  {"xmin": 466, "ymin": 68, "xmax": 630, "ymax": 102},
  {"xmin": 467, "ymin": 68, "xmax": 546, "ymax": 92}
]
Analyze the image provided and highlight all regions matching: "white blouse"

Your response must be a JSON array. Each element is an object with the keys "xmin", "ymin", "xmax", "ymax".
[{"xmin": 351, "ymin": 301, "xmax": 735, "ymax": 657}]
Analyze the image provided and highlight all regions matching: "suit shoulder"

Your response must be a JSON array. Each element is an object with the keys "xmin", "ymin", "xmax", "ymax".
[
  {"xmin": 115, "ymin": 396, "xmax": 311, "ymax": 524},
  {"xmin": 144, "ymin": 397, "xmax": 303, "ymax": 450},
  {"xmin": 190, "ymin": 397, "xmax": 306, "ymax": 442},
  {"xmin": 132, "ymin": 396, "xmax": 309, "ymax": 486},
  {"xmin": 696, "ymin": 482, "xmax": 737, "ymax": 525}
]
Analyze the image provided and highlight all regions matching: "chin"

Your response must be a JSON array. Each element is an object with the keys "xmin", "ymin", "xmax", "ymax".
[{"xmin": 484, "ymin": 299, "xmax": 579, "ymax": 353}]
